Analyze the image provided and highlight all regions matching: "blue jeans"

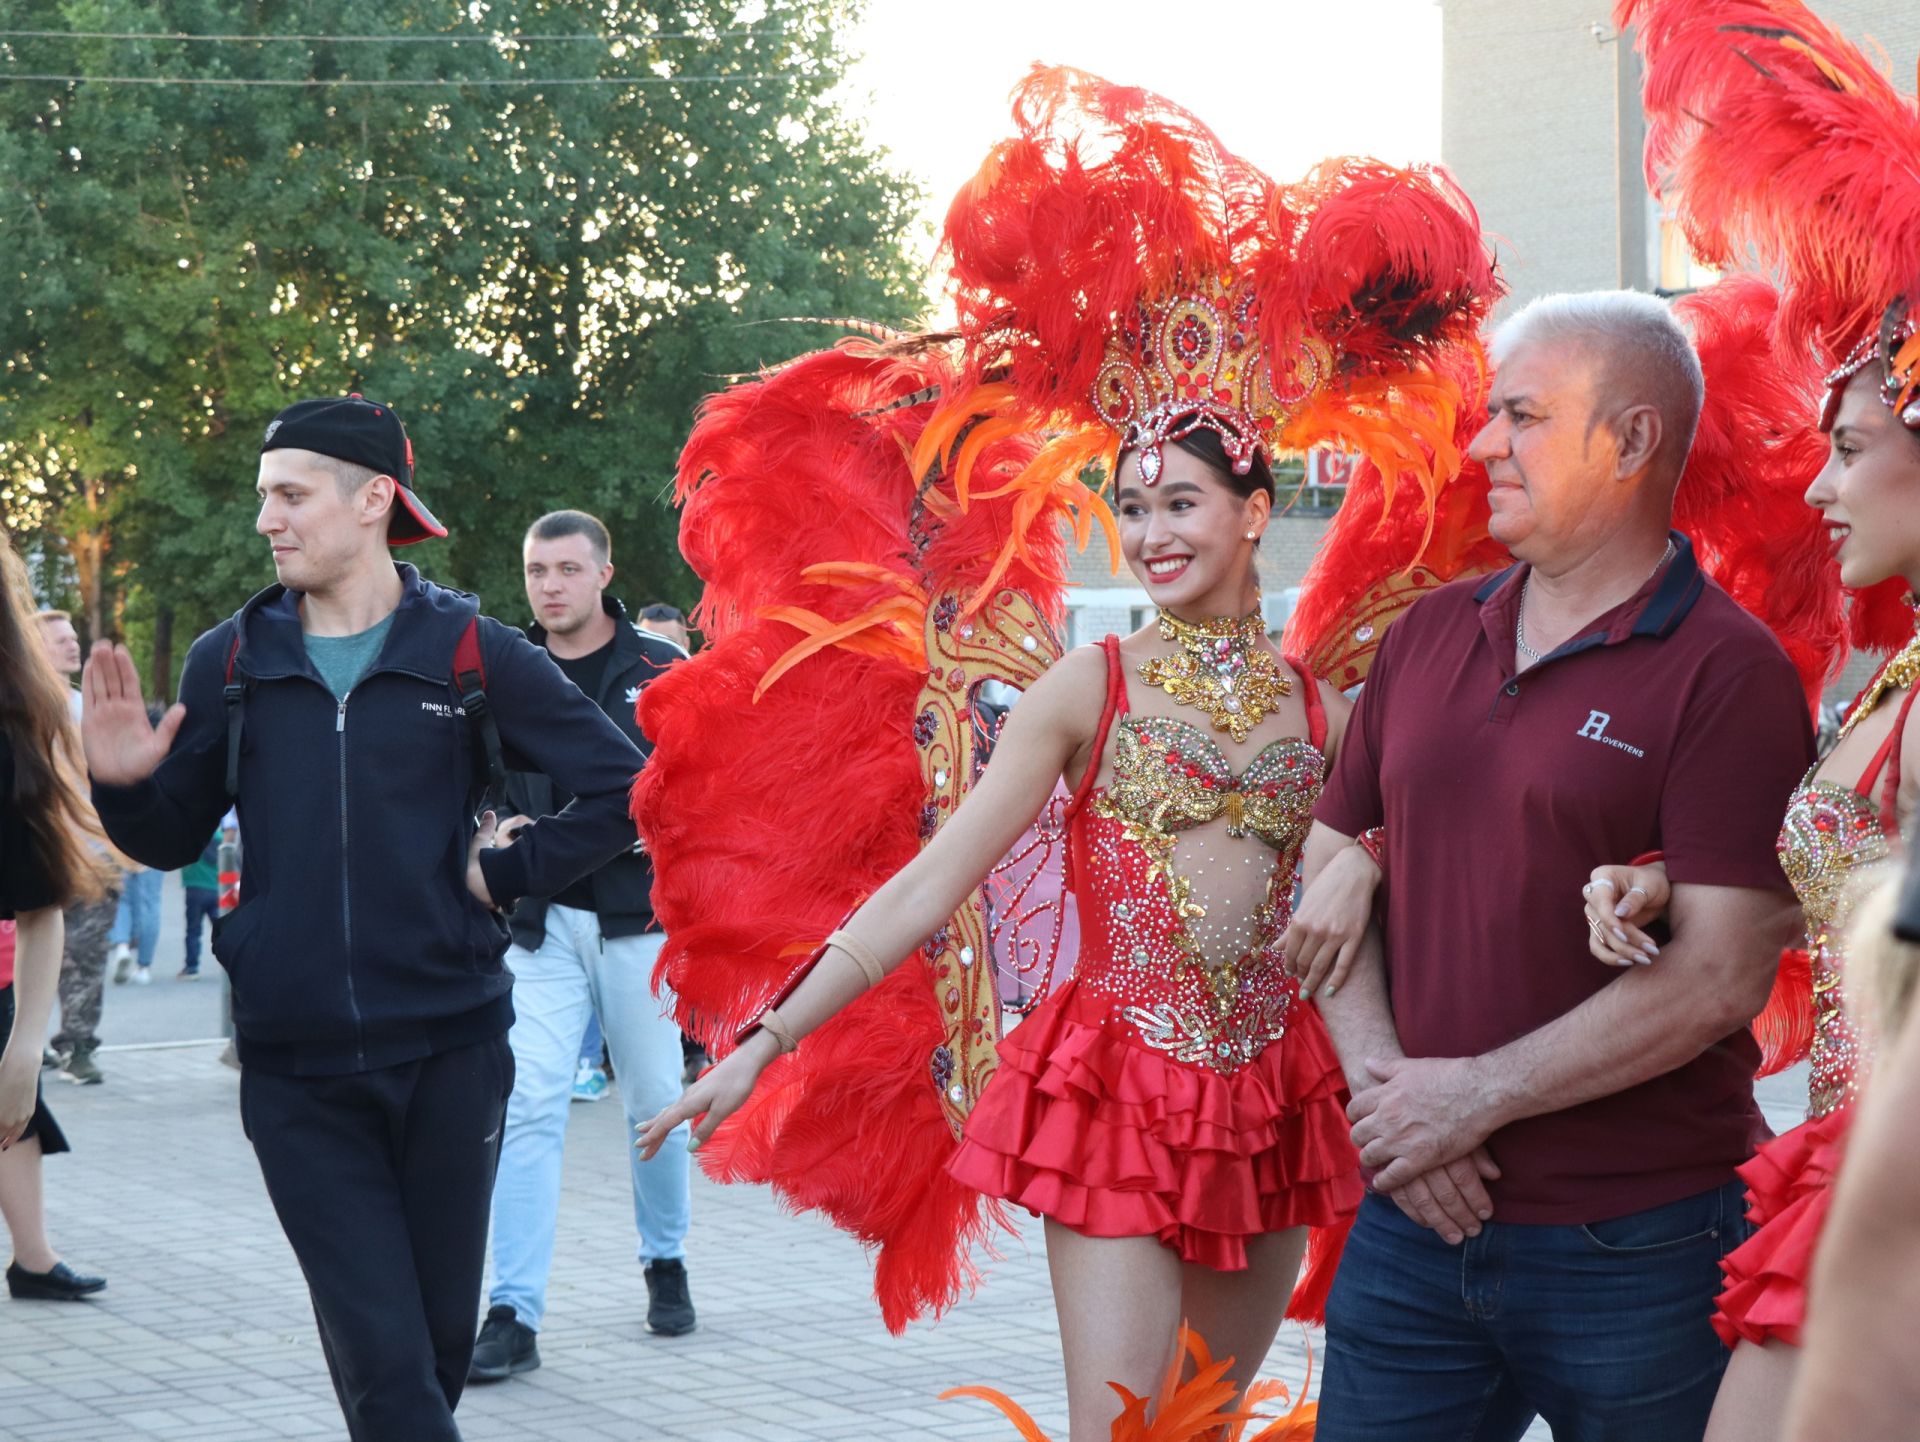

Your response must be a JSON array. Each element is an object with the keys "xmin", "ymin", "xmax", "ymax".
[
  {"xmin": 488, "ymin": 911, "xmax": 690, "ymax": 1331},
  {"xmin": 183, "ymin": 887, "xmax": 219, "ymax": 971},
  {"xmin": 109, "ymin": 867, "xmax": 164, "ymax": 970},
  {"xmin": 1318, "ymin": 1181, "xmax": 1751, "ymax": 1442}
]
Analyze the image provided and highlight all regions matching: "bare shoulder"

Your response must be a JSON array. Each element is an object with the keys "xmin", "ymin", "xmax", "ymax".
[{"xmin": 1016, "ymin": 641, "xmax": 1110, "ymax": 735}]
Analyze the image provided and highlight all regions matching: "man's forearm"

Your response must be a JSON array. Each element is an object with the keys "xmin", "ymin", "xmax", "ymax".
[
  {"xmin": 1470, "ymin": 909, "xmax": 1787, "ymax": 1132},
  {"xmin": 1316, "ymin": 927, "xmax": 1403, "ymax": 1094}
]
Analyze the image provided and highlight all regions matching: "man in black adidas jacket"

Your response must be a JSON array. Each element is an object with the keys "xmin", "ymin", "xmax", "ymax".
[
  {"xmin": 81, "ymin": 396, "xmax": 643, "ymax": 1442},
  {"xmin": 471, "ymin": 512, "xmax": 695, "ymax": 1384}
]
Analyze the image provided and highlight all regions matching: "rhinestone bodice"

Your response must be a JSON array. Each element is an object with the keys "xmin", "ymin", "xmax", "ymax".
[
  {"xmin": 1070, "ymin": 714, "xmax": 1325, "ymax": 1074},
  {"xmin": 1777, "ymin": 776, "xmax": 1894, "ymax": 1119}
]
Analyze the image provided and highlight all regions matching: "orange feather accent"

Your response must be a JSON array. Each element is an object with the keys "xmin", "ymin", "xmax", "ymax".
[
  {"xmin": 753, "ymin": 599, "xmax": 929, "ymax": 700},
  {"xmin": 941, "ymin": 1325, "xmax": 1319, "ymax": 1441}
]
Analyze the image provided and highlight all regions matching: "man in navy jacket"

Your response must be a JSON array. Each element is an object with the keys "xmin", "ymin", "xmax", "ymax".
[{"xmin": 82, "ymin": 395, "xmax": 644, "ymax": 1442}]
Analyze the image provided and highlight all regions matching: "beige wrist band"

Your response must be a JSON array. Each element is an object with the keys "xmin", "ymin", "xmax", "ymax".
[
  {"xmin": 756, "ymin": 1006, "xmax": 799, "ymax": 1054},
  {"xmin": 826, "ymin": 929, "xmax": 886, "ymax": 990}
]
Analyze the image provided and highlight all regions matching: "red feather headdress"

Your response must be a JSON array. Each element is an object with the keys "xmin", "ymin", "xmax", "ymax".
[
  {"xmin": 916, "ymin": 65, "xmax": 1502, "ymax": 559},
  {"xmin": 1620, "ymin": 0, "xmax": 1919, "ymax": 649}
]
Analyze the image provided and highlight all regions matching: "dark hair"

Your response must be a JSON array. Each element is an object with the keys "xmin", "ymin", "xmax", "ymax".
[
  {"xmin": 526, "ymin": 509, "xmax": 612, "ymax": 564},
  {"xmin": 0, "ymin": 532, "xmax": 108, "ymax": 906},
  {"xmin": 638, "ymin": 603, "xmax": 685, "ymax": 624},
  {"xmin": 1119, "ymin": 426, "xmax": 1276, "ymax": 500}
]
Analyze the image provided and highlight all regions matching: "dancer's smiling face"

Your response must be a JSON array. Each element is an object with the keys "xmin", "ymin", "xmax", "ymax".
[
  {"xmin": 1115, "ymin": 434, "xmax": 1271, "ymax": 619},
  {"xmin": 1806, "ymin": 366, "xmax": 1920, "ymax": 592}
]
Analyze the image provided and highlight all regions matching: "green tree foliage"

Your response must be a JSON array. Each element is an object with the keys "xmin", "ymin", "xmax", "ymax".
[{"xmin": 0, "ymin": 0, "xmax": 925, "ymax": 691}]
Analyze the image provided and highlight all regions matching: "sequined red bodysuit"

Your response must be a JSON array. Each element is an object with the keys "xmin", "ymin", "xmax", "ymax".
[
  {"xmin": 948, "ymin": 637, "xmax": 1361, "ymax": 1301},
  {"xmin": 1713, "ymin": 681, "xmax": 1914, "ymax": 1349}
]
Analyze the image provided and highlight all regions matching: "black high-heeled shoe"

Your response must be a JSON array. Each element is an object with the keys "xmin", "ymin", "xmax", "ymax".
[{"xmin": 6, "ymin": 1260, "xmax": 107, "ymax": 1300}]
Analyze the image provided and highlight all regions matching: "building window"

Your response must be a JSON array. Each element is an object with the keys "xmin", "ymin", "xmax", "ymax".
[
  {"xmin": 1130, "ymin": 606, "xmax": 1154, "ymax": 632},
  {"xmin": 1656, "ymin": 206, "xmax": 1719, "ymax": 294}
]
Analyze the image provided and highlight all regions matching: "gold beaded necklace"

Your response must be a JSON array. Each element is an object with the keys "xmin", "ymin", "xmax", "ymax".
[{"xmin": 1138, "ymin": 608, "xmax": 1291, "ymax": 744}]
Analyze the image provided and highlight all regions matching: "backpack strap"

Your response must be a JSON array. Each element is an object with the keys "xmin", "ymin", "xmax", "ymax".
[
  {"xmin": 454, "ymin": 617, "xmax": 506, "ymax": 801},
  {"xmin": 223, "ymin": 630, "xmax": 246, "ymax": 801}
]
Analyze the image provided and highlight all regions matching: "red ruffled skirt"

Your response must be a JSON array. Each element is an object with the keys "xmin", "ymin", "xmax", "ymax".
[
  {"xmin": 948, "ymin": 978, "xmax": 1362, "ymax": 1288},
  {"xmin": 1712, "ymin": 1106, "xmax": 1851, "ymax": 1349}
]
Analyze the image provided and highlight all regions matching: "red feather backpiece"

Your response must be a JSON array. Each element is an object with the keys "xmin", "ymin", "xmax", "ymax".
[
  {"xmin": 1621, "ymin": 0, "xmax": 1919, "ymax": 651},
  {"xmin": 632, "ymin": 340, "xmax": 1074, "ymax": 1332},
  {"xmin": 1673, "ymin": 275, "xmax": 1850, "ymax": 705}
]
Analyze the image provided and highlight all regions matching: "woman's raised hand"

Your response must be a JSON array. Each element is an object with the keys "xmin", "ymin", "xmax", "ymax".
[{"xmin": 1582, "ymin": 862, "xmax": 1671, "ymax": 967}]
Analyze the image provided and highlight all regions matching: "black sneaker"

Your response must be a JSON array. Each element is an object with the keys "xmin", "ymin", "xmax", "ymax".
[
  {"xmin": 6, "ymin": 1260, "xmax": 107, "ymax": 1301},
  {"xmin": 644, "ymin": 1258, "xmax": 696, "ymax": 1336},
  {"xmin": 58, "ymin": 1045, "xmax": 103, "ymax": 1085},
  {"xmin": 467, "ymin": 1304, "xmax": 539, "ymax": 1382}
]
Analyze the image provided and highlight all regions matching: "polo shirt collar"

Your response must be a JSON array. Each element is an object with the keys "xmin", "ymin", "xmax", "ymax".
[{"xmin": 1475, "ymin": 530, "xmax": 1704, "ymax": 666}]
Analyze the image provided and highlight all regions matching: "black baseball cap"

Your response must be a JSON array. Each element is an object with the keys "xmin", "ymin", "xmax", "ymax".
[{"xmin": 260, "ymin": 393, "xmax": 445, "ymax": 545}]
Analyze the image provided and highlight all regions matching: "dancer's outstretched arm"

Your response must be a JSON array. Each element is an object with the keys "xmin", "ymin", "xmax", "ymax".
[{"xmin": 635, "ymin": 644, "xmax": 1108, "ymax": 1157}]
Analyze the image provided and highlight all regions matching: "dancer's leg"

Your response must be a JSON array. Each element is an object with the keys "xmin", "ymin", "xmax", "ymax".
[
  {"xmin": 1178, "ymin": 1226, "xmax": 1309, "ymax": 1405},
  {"xmin": 1044, "ymin": 1218, "xmax": 1182, "ymax": 1442}
]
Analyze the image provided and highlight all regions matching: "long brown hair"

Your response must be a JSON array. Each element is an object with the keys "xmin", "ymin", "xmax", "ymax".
[{"xmin": 1, "ymin": 530, "xmax": 109, "ymax": 905}]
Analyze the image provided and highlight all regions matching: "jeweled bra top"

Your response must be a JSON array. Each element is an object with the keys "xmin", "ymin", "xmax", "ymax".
[
  {"xmin": 1776, "ymin": 677, "xmax": 1916, "ymax": 1119},
  {"xmin": 1065, "ymin": 636, "xmax": 1326, "ymax": 1074}
]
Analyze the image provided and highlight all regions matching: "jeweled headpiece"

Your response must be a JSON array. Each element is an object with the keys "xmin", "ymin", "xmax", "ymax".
[
  {"xmin": 1092, "ymin": 277, "xmax": 1332, "ymax": 483},
  {"xmin": 913, "ymin": 65, "xmax": 1500, "ymax": 533},
  {"xmin": 1821, "ymin": 297, "xmax": 1920, "ymax": 432},
  {"xmin": 1623, "ymin": 0, "xmax": 1920, "ymax": 650}
]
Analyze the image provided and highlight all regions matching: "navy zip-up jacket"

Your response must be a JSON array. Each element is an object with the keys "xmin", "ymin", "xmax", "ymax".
[{"xmin": 91, "ymin": 565, "xmax": 645, "ymax": 1076}]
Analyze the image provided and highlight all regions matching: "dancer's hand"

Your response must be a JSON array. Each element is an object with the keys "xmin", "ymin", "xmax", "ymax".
[
  {"xmin": 1583, "ymin": 863, "xmax": 1669, "ymax": 966},
  {"xmin": 1284, "ymin": 840, "xmax": 1382, "ymax": 998},
  {"xmin": 635, "ymin": 1033, "xmax": 779, "ymax": 1159},
  {"xmin": 82, "ymin": 641, "xmax": 185, "ymax": 785},
  {"xmin": 1380, "ymin": 1147, "xmax": 1500, "ymax": 1245},
  {"xmin": 0, "ymin": 1047, "xmax": 37, "ymax": 1150}
]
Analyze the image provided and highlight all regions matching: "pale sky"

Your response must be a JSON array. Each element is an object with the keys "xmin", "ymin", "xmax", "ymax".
[{"xmin": 841, "ymin": 0, "xmax": 1444, "ymax": 311}]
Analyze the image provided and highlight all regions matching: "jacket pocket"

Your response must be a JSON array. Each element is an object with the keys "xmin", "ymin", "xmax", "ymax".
[{"xmin": 210, "ymin": 894, "xmax": 266, "ymax": 978}]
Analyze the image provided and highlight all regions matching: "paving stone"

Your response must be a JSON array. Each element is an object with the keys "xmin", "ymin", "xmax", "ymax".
[{"xmin": 3, "ymin": 1028, "xmax": 1813, "ymax": 1441}]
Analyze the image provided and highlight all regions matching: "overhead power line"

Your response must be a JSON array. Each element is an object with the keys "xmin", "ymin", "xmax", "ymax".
[
  {"xmin": 0, "ymin": 72, "xmax": 797, "ymax": 88},
  {"xmin": 0, "ymin": 28, "xmax": 790, "ymax": 44}
]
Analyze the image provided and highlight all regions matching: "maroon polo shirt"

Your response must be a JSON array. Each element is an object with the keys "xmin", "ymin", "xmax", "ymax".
[{"xmin": 1317, "ymin": 533, "xmax": 1814, "ymax": 1224}]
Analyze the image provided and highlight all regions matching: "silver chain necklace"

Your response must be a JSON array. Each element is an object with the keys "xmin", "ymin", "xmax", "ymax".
[{"xmin": 1516, "ymin": 539, "xmax": 1674, "ymax": 663}]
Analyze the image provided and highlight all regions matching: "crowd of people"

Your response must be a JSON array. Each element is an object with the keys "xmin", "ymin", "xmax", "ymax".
[{"xmin": 4, "ymin": 2, "xmax": 1920, "ymax": 1441}]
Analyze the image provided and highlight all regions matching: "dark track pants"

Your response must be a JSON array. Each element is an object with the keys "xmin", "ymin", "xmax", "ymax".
[{"xmin": 241, "ymin": 1035, "xmax": 514, "ymax": 1442}]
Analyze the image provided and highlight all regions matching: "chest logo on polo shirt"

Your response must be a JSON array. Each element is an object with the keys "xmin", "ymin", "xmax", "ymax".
[{"xmin": 1576, "ymin": 710, "xmax": 1646, "ymax": 759}]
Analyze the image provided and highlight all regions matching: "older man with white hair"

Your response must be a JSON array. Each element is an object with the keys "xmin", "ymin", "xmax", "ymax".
[{"xmin": 1295, "ymin": 292, "xmax": 1814, "ymax": 1441}]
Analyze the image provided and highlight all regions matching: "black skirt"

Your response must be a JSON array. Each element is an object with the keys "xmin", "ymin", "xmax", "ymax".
[{"xmin": 0, "ymin": 984, "xmax": 69, "ymax": 1155}]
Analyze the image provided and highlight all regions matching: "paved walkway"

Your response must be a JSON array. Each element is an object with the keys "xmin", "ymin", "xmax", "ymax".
[{"xmin": 4, "ymin": 885, "xmax": 1805, "ymax": 1441}]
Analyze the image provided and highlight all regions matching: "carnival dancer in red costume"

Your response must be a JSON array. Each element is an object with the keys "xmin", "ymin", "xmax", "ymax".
[
  {"xmin": 632, "ymin": 67, "xmax": 1499, "ymax": 1439},
  {"xmin": 1580, "ymin": 5, "xmax": 1920, "ymax": 1440}
]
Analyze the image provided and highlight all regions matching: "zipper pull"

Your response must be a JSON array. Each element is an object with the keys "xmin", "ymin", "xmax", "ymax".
[{"xmin": 337, "ymin": 697, "xmax": 348, "ymax": 733}]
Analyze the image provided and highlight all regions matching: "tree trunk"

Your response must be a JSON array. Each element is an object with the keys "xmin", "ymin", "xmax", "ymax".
[{"xmin": 151, "ymin": 606, "xmax": 174, "ymax": 702}]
